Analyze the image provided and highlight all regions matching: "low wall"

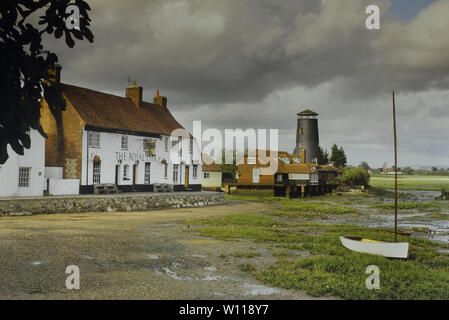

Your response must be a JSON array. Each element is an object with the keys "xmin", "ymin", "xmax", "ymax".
[
  {"xmin": 0, "ymin": 192, "xmax": 226, "ymax": 216},
  {"xmin": 48, "ymin": 178, "xmax": 80, "ymax": 196}
]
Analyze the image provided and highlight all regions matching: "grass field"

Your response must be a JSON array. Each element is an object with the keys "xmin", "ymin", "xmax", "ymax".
[
  {"xmin": 370, "ymin": 174, "xmax": 449, "ymax": 191},
  {"xmin": 184, "ymin": 191, "xmax": 449, "ymax": 299}
]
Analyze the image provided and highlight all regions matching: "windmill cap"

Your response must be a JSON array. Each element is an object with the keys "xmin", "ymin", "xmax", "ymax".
[{"xmin": 297, "ymin": 109, "xmax": 318, "ymax": 116}]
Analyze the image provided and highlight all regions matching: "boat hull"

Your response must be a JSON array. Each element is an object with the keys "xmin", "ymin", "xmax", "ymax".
[{"xmin": 340, "ymin": 236, "xmax": 409, "ymax": 259}]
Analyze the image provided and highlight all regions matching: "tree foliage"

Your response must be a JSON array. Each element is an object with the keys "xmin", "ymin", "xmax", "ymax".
[
  {"xmin": 319, "ymin": 147, "xmax": 329, "ymax": 165},
  {"xmin": 0, "ymin": 0, "xmax": 93, "ymax": 164},
  {"xmin": 342, "ymin": 167, "xmax": 370, "ymax": 187},
  {"xmin": 330, "ymin": 144, "xmax": 347, "ymax": 168},
  {"xmin": 359, "ymin": 161, "xmax": 370, "ymax": 171}
]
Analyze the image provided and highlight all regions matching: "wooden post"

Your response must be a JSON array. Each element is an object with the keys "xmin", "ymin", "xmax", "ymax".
[
  {"xmin": 286, "ymin": 186, "xmax": 291, "ymax": 198},
  {"xmin": 393, "ymin": 91, "xmax": 398, "ymax": 243}
]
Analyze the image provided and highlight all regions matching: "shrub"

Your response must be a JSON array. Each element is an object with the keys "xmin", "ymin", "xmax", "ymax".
[{"xmin": 342, "ymin": 167, "xmax": 370, "ymax": 187}]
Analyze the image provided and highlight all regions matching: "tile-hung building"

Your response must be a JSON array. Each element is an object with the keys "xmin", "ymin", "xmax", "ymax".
[
  {"xmin": 0, "ymin": 130, "xmax": 45, "ymax": 197},
  {"xmin": 237, "ymin": 149, "xmax": 341, "ymax": 197},
  {"xmin": 41, "ymin": 66, "xmax": 201, "ymax": 194}
]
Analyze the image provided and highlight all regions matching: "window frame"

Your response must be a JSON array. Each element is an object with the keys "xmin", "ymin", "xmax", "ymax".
[
  {"xmin": 164, "ymin": 137, "xmax": 169, "ymax": 152},
  {"xmin": 18, "ymin": 167, "xmax": 31, "ymax": 188},
  {"xmin": 173, "ymin": 164, "xmax": 179, "ymax": 182},
  {"xmin": 123, "ymin": 164, "xmax": 130, "ymax": 180},
  {"xmin": 93, "ymin": 162, "xmax": 101, "ymax": 184},
  {"xmin": 192, "ymin": 165, "xmax": 198, "ymax": 178},
  {"xmin": 247, "ymin": 156, "xmax": 256, "ymax": 164},
  {"xmin": 121, "ymin": 135, "xmax": 128, "ymax": 150},
  {"xmin": 144, "ymin": 162, "xmax": 151, "ymax": 184},
  {"xmin": 88, "ymin": 132, "xmax": 100, "ymax": 148}
]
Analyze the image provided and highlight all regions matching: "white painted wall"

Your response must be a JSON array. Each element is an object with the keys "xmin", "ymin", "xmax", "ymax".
[
  {"xmin": 0, "ymin": 130, "xmax": 45, "ymax": 197},
  {"xmin": 202, "ymin": 171, "xmax": 222, "ymax": 188},
  {"xmin": 48, "ymin": 179, "xmax": 80, "ymax": 195},
  {"xmin": 45, "ymin": 167, "xmax": 63, "ymax": 179},
  {"xmin": 80, "ymin": 129, "xmax": 202, "ymax": 187}
]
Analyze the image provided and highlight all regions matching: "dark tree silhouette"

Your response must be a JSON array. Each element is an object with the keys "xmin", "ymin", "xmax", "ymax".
[
  {"xmin": 330, "ymin": 144, "xmax": 347, "ymax": 168},
  {"xmin": 319, "ymin": 147, "xmax": 329, "ymax": 165},
  {"xmin": 0, "ymin": 0, "xmax": 93, "ymax": 164}
]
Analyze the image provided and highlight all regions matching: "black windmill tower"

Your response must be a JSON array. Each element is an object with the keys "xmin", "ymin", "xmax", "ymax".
[{"xmin": 293, "ymin": 109, "xmax": 321, "ymax": 164}]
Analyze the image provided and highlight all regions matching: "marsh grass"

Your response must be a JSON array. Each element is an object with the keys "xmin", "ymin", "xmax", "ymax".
[
  {"xmin": 239, "ymin": 262, "xmax": 256, "ymax": 272},
  {"xmin": 372, "ymin": 202, "xmax": 437, "ymax": 210},
  {"xmin": 226, "ymin": 192, "xmax": 359, "ymax": 219},
  {"xmin": 231, "ymin": 251, "xmax": 261, "ymax": 258},
  {"xmin": 185, "ymin": 212, "xmax": 449, "ymax": 299},
  {"xmin": 370, "ymin": 175, "xmax": 449, "ymax": 191}
]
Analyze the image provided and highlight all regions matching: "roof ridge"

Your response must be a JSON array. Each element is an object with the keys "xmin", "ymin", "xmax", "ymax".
[{"xmin": 62, "ymin": 83, "xmax": 159, "ymax": 106}]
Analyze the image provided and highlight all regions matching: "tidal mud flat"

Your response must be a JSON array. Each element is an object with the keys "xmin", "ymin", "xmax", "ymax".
[
  {"xmin": 0, "ymin": 189, "xmax": 448, "ymax": 300},
  {"xmin": 0, "ymin": 201, "xmax": 324, "ymax": 300}
]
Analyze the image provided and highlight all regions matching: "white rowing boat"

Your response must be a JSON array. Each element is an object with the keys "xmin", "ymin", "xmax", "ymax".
[
  {"xmin": 340, "ymin": 92, "xmax": 409, "ymax": 259},
  {"xmin": 339, "ymin": 236, "xmax": 409, "ymax": 259}
]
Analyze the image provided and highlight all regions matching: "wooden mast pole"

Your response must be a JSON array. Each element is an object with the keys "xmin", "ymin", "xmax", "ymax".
[{"xmin": 393, "ymin": 91, "xmax": 398, "ymax": 242}]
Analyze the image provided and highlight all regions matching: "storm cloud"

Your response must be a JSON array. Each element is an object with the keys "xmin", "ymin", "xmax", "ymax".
[{"xmin": 42, "ymin": 0, "xmax": 449, "ymax": 167}]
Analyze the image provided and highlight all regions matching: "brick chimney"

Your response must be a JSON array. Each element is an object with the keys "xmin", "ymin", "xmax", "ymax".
[
  {"xmin": 153, "ymin": 89, "xmax": 167, "ymax": 108},
  {"xmin": 126, "ymin": 81, "xmax": 143, "ymax": 108},
  {"xmin": 300, "ymin": 148, "xmax": 306, "ymax": 164}
]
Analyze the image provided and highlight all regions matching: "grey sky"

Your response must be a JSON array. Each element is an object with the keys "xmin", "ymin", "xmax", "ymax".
[{"xmin": 43, "ymin": 0, "xmax": 449, "ymax": 168}]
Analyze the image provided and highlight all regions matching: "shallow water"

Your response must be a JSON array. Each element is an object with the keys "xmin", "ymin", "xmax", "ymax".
[{"xmin": 321, "ymin": 190, "xmax": 449, "ymax": 243}]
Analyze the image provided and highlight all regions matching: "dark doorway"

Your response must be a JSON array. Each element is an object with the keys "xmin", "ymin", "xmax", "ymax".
[{"xmin": 133, "ymin": 164, "xmax": 138, "ymax": 189}]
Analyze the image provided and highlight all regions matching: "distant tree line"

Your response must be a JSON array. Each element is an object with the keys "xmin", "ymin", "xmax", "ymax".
[{"xmin": 369, "ymin": 166, "xmax": 449, "ymax": 176}]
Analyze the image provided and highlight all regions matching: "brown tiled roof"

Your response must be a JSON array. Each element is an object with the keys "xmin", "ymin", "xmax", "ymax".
[
  {"xmin": 314, "ymin": 165, "xmax": 342, "ymax": 173},
  {"xmin": 278, "ymin": 163, "xmax": 312, "ymax": 174},
  {"xmin": 62, "ymin": 84, "xmax": 185, "ymax": 136},
  {"xmin": 202, "ymin": 153, "xmax": 222, "ymax": 172}
]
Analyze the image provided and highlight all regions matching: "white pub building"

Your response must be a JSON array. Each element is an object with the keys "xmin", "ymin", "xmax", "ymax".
[{"xmin": 41, "ymin": 66, "xmax": 202, "ymax": 194}]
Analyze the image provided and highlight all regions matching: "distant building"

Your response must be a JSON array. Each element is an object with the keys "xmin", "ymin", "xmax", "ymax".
[
  {"xmin": 201, "ymin": 153, "xmax": 222, "ymax": 190},
  {"xmin": 0, "ymin": 130, "xmax": 45, "ymax": 197},
  {"xmin": 236, "ymin": 149, "xmax": 341, "ymax": 197},
  {"xmin": 40, "ymin": 65, "xmax": 201, "ymax": 194}
]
